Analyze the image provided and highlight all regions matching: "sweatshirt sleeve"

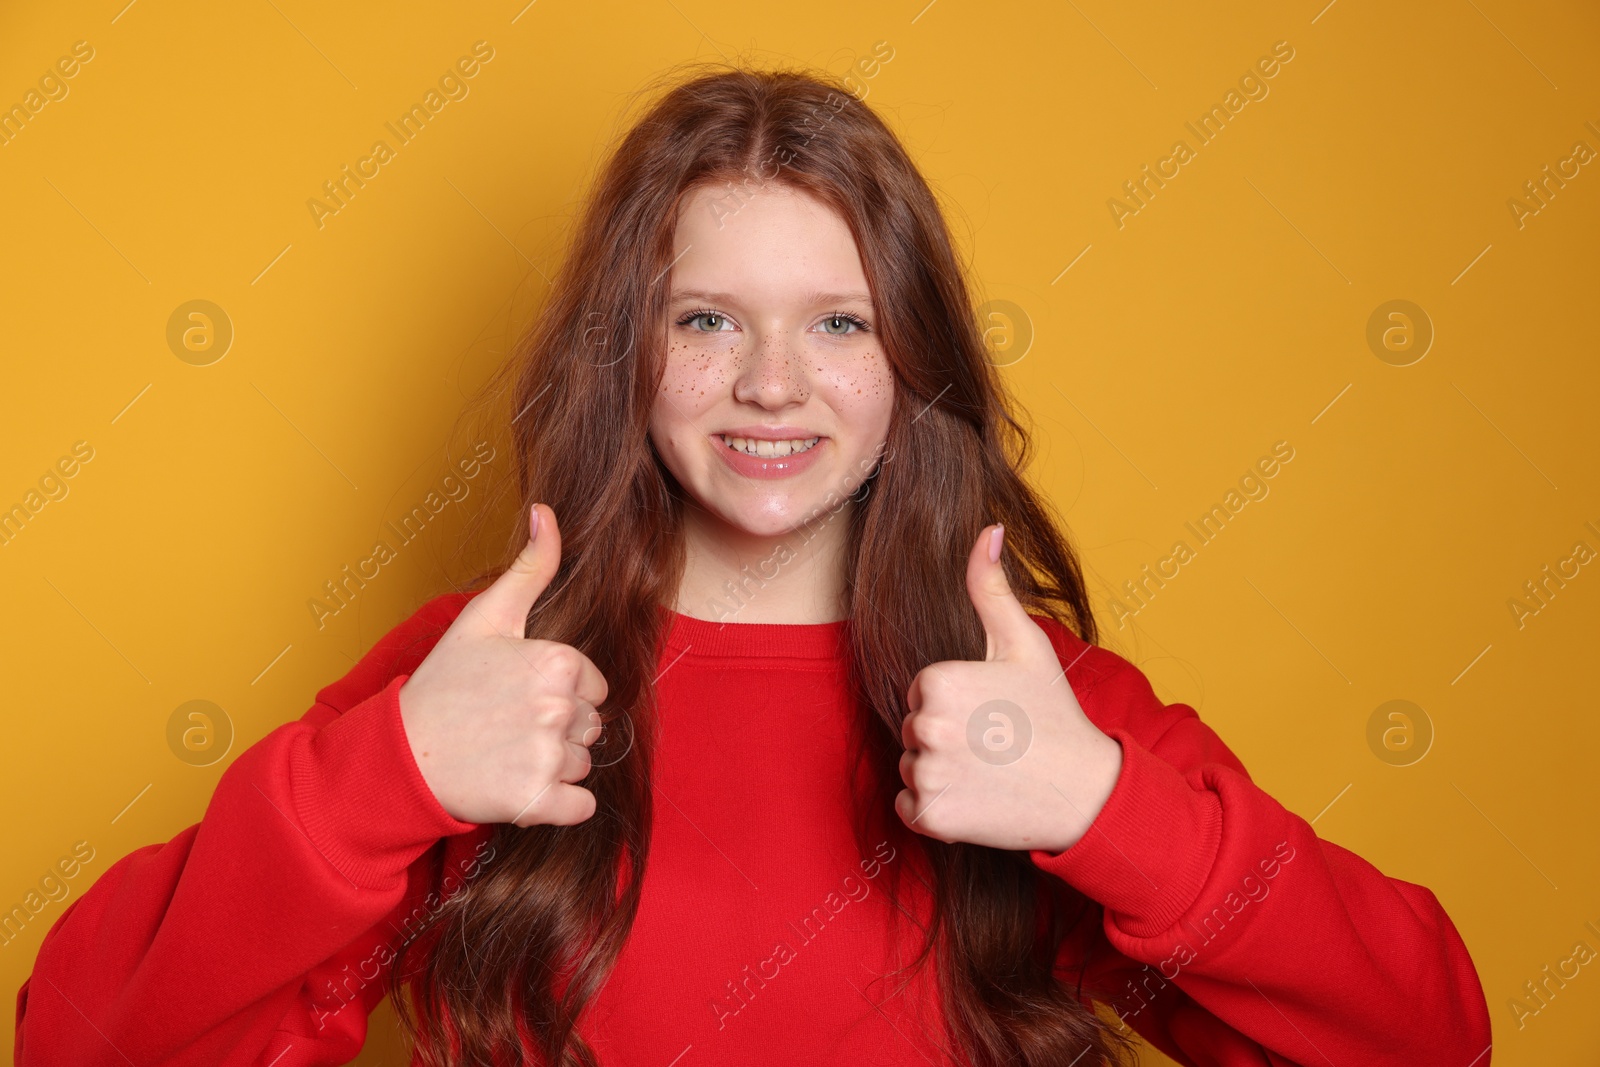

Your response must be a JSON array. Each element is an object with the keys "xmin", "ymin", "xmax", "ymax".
[
  {"xmin": 1025, "ymin": 616, "xmax": 1492, "ymax": 1067},
  {"xmin": 13, "ymin": 592, "xmax": 485, "ymax": 1067}
]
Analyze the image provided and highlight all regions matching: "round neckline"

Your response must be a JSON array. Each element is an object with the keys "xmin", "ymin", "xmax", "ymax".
[{"xmin": 656, "ymin": 603, "xmax": 850, "ymax": 661}]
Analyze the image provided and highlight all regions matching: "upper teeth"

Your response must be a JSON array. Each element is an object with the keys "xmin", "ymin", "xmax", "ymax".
[{"xmin": 722, "ymin": 435, "xmax": 820, "ymax": 457}]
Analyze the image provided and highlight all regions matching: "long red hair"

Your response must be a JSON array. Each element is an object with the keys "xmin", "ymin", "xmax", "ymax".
[{"xmin": 388, "ymin": 62, "xmax": 1132, "ymax": 1067}]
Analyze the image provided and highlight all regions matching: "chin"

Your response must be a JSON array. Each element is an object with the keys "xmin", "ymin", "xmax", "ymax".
[{"xmin": 707, "ymin": 491, "xmax": 846, "ymax": 539}]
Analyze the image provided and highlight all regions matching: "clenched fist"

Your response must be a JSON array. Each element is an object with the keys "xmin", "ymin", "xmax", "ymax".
[
  {"xmin": 895, "ymin": 524, "xmax": 1124, "ymax": 854},
  {"xmin": 399, "ymin": 503, "xmax": 609, "ymax": 828}
]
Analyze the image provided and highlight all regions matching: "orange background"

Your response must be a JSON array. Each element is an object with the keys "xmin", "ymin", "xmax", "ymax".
[{"xmin": 2, "ymin": 2, "xmax": 1596, "ymax": 1063}]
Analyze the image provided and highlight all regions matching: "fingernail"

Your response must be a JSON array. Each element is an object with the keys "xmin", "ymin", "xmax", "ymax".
[
  {"xmin": 988, "ymin": 525, "xmax": 1004, "ymax": 563},
  {"xmin": 531, "ymin": 503, "xmax": 542, "ymax": 542}
]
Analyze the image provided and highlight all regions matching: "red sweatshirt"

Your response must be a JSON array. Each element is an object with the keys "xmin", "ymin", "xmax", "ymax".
[{"xmin": 14, "ymin": 590, "xmax": 1491, "ymax": 1066}]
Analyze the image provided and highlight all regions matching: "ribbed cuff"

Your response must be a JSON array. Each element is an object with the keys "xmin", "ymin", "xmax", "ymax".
[
  {"xmin": 1029, "ymin": 729, "xmax": 1221, "ymax": 938},
  {"xmin": 292, "ymin": 672, "xmax": 480, "ymax": 889}
]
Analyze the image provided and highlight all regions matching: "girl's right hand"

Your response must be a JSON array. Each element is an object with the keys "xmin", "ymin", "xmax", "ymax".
[{"xmin": 398, "ymin": 503, "xmax": 609, "ymax": 827}]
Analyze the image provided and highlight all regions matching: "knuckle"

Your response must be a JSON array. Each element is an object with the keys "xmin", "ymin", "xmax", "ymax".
[
  {"xmin": 531, "ymin": 695, "xmax": 573, "ymax": 730},
  {"xmin": 543, "ymin": 644, "xmax": 582, "ymax": 680},
  {"xmin": 905, "ymin": 715, "xmax": 926, "ymax": 746},
  {"xmin": 918, "ymin": 714, "xmax": 954, "ymax": 751},
  {"xmin": 902, "ymin": 714, "xmax": 924, "ymax": 748}
]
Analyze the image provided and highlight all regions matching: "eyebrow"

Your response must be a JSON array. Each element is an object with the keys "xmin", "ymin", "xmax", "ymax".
[{"xmin": 668, "ymin": 288, "xmax": 874, "ymax": 308}]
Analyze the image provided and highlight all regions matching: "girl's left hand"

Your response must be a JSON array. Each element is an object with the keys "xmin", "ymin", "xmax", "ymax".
[{"xmin": 895, "ymin": 524, "xmax": 1125, "ymax": 854}]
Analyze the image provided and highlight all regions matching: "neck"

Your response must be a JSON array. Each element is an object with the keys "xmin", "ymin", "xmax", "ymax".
[{"xmin": 671, "ymin": 499, "xmax": 855, "ymax": 624}]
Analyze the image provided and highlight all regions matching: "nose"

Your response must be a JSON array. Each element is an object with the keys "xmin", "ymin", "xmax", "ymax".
[{"xmin": 731, "ymin": 328, "xmax": 811, "ymax": 409}]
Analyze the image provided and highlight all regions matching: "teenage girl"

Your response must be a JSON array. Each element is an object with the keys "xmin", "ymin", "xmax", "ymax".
[{"xmin": 16, "ymin": 66, "xmax": 1490, "ymax": 1067}]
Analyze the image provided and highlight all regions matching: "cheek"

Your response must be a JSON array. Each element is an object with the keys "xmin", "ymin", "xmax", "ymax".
[
  {"xmin": 658, "ymin": 338, "xmax": 734, "ymax": 410},
  {"xmin": 815, "ymin": 346, "xmax": 894, "ymax": 420}
]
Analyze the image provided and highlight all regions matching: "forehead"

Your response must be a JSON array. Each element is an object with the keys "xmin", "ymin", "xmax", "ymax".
[{"xmin": 669, "ymin": 183, "xmax": 870, "ymax": 306}]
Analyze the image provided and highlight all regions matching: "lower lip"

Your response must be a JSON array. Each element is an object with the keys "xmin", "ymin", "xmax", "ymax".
[{"xmin": 713, "ymin": 435, "xmax": 826, "ymax": 479}]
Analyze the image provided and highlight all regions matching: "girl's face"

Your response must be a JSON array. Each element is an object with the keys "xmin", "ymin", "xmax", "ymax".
[{"xmin": 649, "ymin": 183, "xmax": 894, "ymax": 539}]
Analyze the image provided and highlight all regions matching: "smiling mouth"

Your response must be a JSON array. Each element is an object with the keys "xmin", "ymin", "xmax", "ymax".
[{"xmin": 718, "ymin": 434, "xmax": 822, "ymax": 458}]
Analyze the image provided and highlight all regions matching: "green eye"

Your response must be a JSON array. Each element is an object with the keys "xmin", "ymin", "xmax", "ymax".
[
  {"xmin": 676, "ymin": 309, "xmax": 730, "ymax": 332},
  {"xmin": 819, "ymin": 313, "xmax": 870, "ymax": 335}
]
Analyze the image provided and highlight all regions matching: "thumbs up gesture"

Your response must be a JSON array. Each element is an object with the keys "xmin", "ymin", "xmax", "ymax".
[
  {"xmin": 895, "ymin": 525, "xmax": 1124, "ymax": 853},
  {"xmin": 399, "ymin": 503, "xmax": 610, "ymax": 828}
]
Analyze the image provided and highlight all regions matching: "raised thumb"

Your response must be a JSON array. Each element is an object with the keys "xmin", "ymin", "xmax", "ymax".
[
  {"xmin": 965, "ymin": 524, "xmax": 1036, "ymax": 662},
  {"xmin": 474, "ymin": 502, "xmax": 561, "ymax": 637}
]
